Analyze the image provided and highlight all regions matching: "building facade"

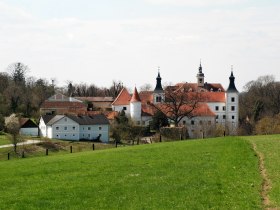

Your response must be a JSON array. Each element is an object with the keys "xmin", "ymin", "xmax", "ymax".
[{"xmin": 112, "ymin": 63, "xmax": 239, "ymax": 137}]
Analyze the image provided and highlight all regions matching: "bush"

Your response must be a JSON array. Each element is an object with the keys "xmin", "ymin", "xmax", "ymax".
[{"xmin": 160, "ymin": 127, "xmax": 189, "ymax": 141}]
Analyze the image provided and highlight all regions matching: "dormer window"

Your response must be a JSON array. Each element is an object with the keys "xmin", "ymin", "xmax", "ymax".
[
  {"xmin": 156, "ymin": 96, "xmax": 162, "ymax": 102},
  {"xmin": 218, "ymin": 88, "xmax": 221, "ymax": 92}
]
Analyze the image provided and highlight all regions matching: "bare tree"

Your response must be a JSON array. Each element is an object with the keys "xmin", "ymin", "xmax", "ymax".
[
  {"xmin": 7, "ymin": 62, "xmax": 29, "ymax": 85},
  {"xmin": 140, "ymin": 83, "xmax": 152, "ymax": 91},
  {"xmin": 5, "ymin": 114, "xmax": 22, "ymax": 153},
  {"xmin": 148, "ymin": 87, "xmax": 201, "ymax": 127}
]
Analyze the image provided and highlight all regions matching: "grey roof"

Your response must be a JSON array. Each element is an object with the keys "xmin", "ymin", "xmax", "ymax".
[
  {"xmin": 41, "ymin": 115, "xmax": 56, "ymax": 124},
  {"xmin": 67, "ymin": 114, "xmax": 109, "ymax": 125},
  {"xmin": 46, "ymin": 115, "xmax": 64, "ymax": 125}
]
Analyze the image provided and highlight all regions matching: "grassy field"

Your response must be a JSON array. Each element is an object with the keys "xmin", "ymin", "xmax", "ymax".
[
  {"xmin": 244, "ymin": 134, "xmax": 280, "ymax": 209},
  {"xmin": 0, "ymin": 133, "xmax": 11, "ymax": 146},
  {"xmin": 0, "ymin": 137, "xmax": 262, "ymax": 209}
]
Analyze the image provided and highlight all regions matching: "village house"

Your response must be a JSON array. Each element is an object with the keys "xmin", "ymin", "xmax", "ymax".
[
  {"xmin": 112, "ymin": 63, "xmax": 239, "ymax": 137},
  {"xmin": 39, "ymin": 114, "xmax": 110, "ymax": 142},
  {"xmin": 19, "ymin": 118, "xmax": 39, "ymax": 137}
]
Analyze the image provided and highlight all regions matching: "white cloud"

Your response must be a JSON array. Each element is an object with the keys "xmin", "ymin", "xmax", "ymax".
[{"xmin": 0, "ymin": 2, "xmax": 279, "ymax": 90}]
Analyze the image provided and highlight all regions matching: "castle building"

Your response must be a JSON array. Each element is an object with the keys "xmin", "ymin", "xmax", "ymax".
[{"xmin": 112, "ymin": 63, "xmax": 239, "ymax": 137}]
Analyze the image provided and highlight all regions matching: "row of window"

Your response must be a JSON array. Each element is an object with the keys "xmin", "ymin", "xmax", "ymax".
[
  {"xmin": 55, "ymin": 126, "xmax": 102, "ymax": 131},
  {"xmin": 216, "ymin": 115, "xmax": 235, "ymax": 120},
  {"xmin": 215, "ymin": 106, "xmax": 236, "ymax": 111},
  {"xmin": 56, "ymin": 134, "xmax": 102, "ymax": 138}
]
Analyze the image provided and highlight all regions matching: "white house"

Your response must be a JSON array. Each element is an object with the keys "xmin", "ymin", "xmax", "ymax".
[
  {"xmin": 39, "ymin": 114, "xmax": 110, "ymax": 142},
  {"xmin": 19, "ymin": 118, "xmax": 38, "ymax": 136}
]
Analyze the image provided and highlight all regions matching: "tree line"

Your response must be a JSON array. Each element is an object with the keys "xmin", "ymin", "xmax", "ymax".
[
  {"xmin": 239, "ymin": 75, "xmax": 280, "ymax": 135},
  {"xmin": 0, "ymin": 62, "xmax": 123, "ymax": 128}
]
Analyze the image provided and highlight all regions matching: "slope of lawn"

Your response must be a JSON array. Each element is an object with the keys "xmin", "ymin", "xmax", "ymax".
[
  {"xmin": 0, "ymin": 137, "xmax": 262, "ymax": 209},
  {"xmin": 0, "ymin": 134, "xmax": 10, "ymax": 146},
  {"xmin": 245, "ymin": 134, "xmax": 280, "ymax": 208}
]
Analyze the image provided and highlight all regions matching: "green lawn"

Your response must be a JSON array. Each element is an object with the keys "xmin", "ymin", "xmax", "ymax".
[
  {"xmin": 0, "ymin": 134, "xmax": 11, "ymax": 146},
  {"xmin": 245, "ymin": 134, "xmax": 280, "ymax": 209},
  {"xmin": 0, "ymin": 137, "xmax": 262, "ymax": 210}
]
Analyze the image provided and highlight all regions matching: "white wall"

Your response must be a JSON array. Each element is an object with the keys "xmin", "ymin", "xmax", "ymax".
[
  {"xmin": 51, "ymin": 116, "xmax": 80, "ymax": 141},
  {"xmin": 79, "ymin": 124, "xmax": 109, "ymax": 143},
  {"xmin": 20, "ymin": 128, "xmax": 38, "ymax": 136},
  {"xmin": 39, "ymin": 118, "xmax": 47, "ymax": 137},
  {"xmin": 112, "ymin": 105, "xmax": 130, "ymax": 115},
  {"xmin": 207, "ymin": 102, "xmax": 226, "ymax": 124}
]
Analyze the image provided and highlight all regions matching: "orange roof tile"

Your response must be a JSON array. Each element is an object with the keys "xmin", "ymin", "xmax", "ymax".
[
  {"xmin": 112, "ymin": 88, "xmax": 131, "ymax": 106},
  {"xmin": 41, "ymin": 101, "xmax": 87, "ymax": 109},
  {"xmin": 139, "ymin": 91, "xmax": 153, "ymax": 104},
  {"xmin": 130, "ymin": 87, "xmax": 141, "ymax": 102}
]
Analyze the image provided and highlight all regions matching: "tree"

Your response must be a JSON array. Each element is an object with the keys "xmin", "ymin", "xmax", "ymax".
[
  {"xmin": 5, "ymin": 114, "xmax": 22, "ymax": 153},
  {"xmin": 0, "ymin": 114, "xmax": 4, "ymax": 131},
  {"xmin": 150, "ymin": 110, "xmax": 169, "ymax": 131},
  {"xmin": 7, "ymin": 62, "xmax": 28, "ymax": 85},
  {"xmin": 148, "ymin": 87, "xmax": 201, "ymax": 127}
]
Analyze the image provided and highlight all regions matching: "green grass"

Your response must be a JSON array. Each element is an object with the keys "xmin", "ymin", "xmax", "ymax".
[
  {"xmin": 0, "ymin": 134, "xmax": 11, "ymax": 146},
  {"xmin": 244, "ymin": 134, "xmax": 280, "ymax": 208},
  {"xmin": 0, "ymin": 137, "xmax": 262, "ymax": 210}
]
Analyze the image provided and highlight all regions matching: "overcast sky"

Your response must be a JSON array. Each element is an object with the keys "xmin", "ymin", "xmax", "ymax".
[{"xmin": 0, "ymin": 0, "xmax": 279, "ymax": 91}]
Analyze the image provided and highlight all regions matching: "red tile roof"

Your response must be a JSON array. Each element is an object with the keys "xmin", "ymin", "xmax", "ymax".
[
  {"xmin": 41, "ymin": 101, "xmax": 87, "ymax": 109},
  {"xmin": 139, "ymin": 91, "xmax": 153, "ymax": 104},
  {"xmin": 75, "ymin": 97, "xmax": 114, "ymax": 102},
  {"xmin": 130, "ymin": 87, "xmax": 141, "ymax": 102},
  {"xmin": 111, "ymin": 88, "xmax": 131, "ymax": 106}
]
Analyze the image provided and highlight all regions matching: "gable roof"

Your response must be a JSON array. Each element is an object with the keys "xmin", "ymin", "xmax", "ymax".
[
  {"xmin": 41, "ymin": 115, "xmax": 56, "ymax": 124},
  {"xmin": 74, "ymin": 97, "xmax": 114, "ymax": 102},
  {"xmin": 41, "ymin": 101, "xmax": 87, "ymax": 110},
  {"xmin": 175, "ymin": 82, "xmax": 225, "ymax": 92},
  {"xmin": 45, "ymin": 114, "xmax": 109, "ymax": 126},
  {"xmin": 130, "ymin": 87, "xmax": 141, "ymax": 102},
  {"xmin": 19, "ymin": 118, "xmax": 38, "ymax": 128},
  {"xmin": 67, "ymin": 115, "xmax": 109, "ymax": 125},
  {"xmin": 112, "ymin": 88, "xmax": 131, "ymax": 106}
]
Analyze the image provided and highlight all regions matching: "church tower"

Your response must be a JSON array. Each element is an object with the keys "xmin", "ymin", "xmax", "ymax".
[
  {"xmin": 197, "ymin": 61, "xmax": 205, "ymax": 87},
  {"xmin": 130, "ymin": 87, "xmax": 142, "ymax": 122},
  {"xmin": 153, "ymin": 68, "xmax": 165, "ymax": 104},
  {"xmin": 225, "ymin": 69, "xmax": 239, "ymax": 134}
]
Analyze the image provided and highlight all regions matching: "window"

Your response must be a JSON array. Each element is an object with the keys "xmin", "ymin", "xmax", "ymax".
[
  {"xmin": 99, "ymin": 127, "xmax": 102, "ymax": 130},
  {"xmin": 123, "ymin": 107, "xmax": 127, "ymax": 110},
  {"xmin": 64, "ymin": 118, "xmax": 67, "ymax": 122},
  {"xmin": 73, "ymin": 126, "xmax": 76, "ymax": 130},
  {"xmin": 88, "ymin": 134, "xmax": 90, "ymax": 138},
  {"xmin": 199, "ymin": 79, "xmax": 202, "ymax": 83},
  {"xmin": 73, "ymin": 134, "xmax": 75, "ymax": 137},
  {"xmin": 142, "ymin": 121, "xmax": 145, "ymax": 126},
  {"xmin": 208, "ymin": 121, "xmax": 211, "ymax": 125},
  {"xmin": 232, "ymin": 116, "xmax": 235, "ymax": 120},
  {"xmin": 215, "ymin": 106, "xmax": 219, "ymax": 111},
  {"xmin": 99, "ymin": 134, "xmax": 102, "ymax": 137},
  {"xmin": 64, "ymin": 127, "xmax": 67, "ymax": 131},
  {"xmin": 199, "ymin": 121, "xmax": 203, "ymax": 125},
  {"xmin": 137, "ymin": 121, "xmax": 140, "ymax": 125},
  {"xmin": 156, "ymin": 96, "xmax": 162, "ymax": 102},
  {"xmin": 231, "ymin": 97, "xmax": 235, "ymax": 102},
  {"xmin": 223, "ymin": 115, "xmax": 226, "ymax": 119},
  {"xmin": 191, "ymin": 120, "xmax": 195, "ymax": 125},
  {"xmin": 231, "ymin": 106, "xmax": 235, "ymax": 111},
  {"xmin": 56, "ymin": 127, "xmax": 59, "ymax": 130},
  {"xmin": 183, "ymin": 121, "xmax": 186, "ymax": 125},
  {"xmin": 223, "ymin": 106, "xmax": 226, "ymax": 111},
  {"xmin": 88, "ymin": 127, "xmax": 91, "ymax": 130},
  {"xmin": 216, "ymin": 115, "xmax": 219, "ymax": 119}
]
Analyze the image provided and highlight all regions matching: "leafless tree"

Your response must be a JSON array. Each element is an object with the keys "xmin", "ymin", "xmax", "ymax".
[
  {"xmin": 5, "ymin": 114, "xmax": 22, "ymax": 153},
  {"xmin": 149, "ymin": 86, "xmax": 202, "ymax": 127}
]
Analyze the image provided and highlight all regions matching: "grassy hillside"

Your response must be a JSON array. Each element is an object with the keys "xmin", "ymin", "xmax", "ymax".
[
  {"xmin": 245, "ymin": 134, "xmax": 280, "ymax": 209},
  {"xmin": 0, "ymin": 137, "xmax": 262, "ymax": 209},
  {"xmin": 0, "ymin": 133, "xmax": 11, "ymax": 146}
]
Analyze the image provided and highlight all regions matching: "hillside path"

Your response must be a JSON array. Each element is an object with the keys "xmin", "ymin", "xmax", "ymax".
[{"xmin": 0, "ymin": 140, "xmax": 41, "ymax": 149}]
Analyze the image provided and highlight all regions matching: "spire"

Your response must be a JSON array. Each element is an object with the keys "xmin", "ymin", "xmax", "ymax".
[
  {"xmin": 130, "ymin": 87, "xmax": 141, "ymax": 102},
  {"xmin": 197, "ymin": 60, "xmax": 205, "ymax": 87},
  {"xmin": 154, "ymin": 67, "xmax": 163, "ymax": 92},
  {"xmin": 199, "ymin": 59, "xmax": 203, "ymax": 73},
  {"xmin": 227, "ymin": 67, "xmax": 238, "ymax": 92}
]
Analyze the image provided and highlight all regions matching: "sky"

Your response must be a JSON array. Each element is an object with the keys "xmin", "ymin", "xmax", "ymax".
[{"xmin": 0, "ymin": 0, "xmax": 279, "ymax": 91}]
